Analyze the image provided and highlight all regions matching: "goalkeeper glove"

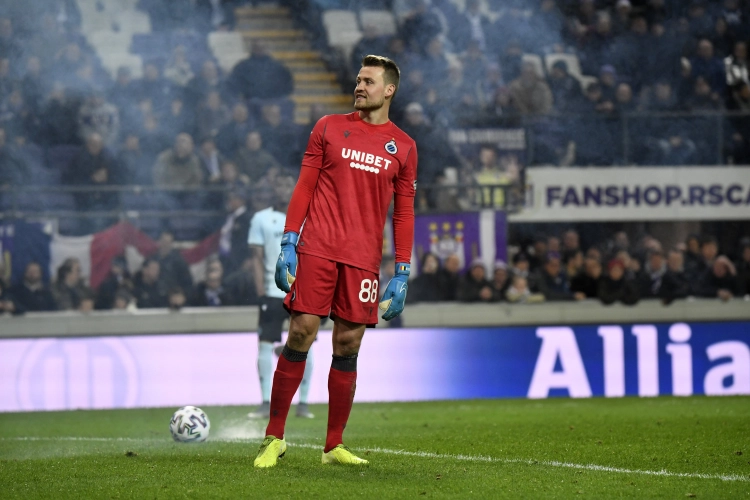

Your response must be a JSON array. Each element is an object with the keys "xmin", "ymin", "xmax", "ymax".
[
  {"xmin": 378, "ymin": 262, "xmax": 410, "ymax": 321},
  {"xmin": 274, "ymin": 231, "xmax": 298, "ymax": 293}
]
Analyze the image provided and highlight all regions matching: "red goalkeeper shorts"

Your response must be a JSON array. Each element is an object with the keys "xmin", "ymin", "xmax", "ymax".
[{"xmin": 284, "ymin": 252, "xmax": 380, "ymax": 327}]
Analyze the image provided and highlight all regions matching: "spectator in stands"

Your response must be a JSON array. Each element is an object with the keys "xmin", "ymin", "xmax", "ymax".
[
  {"xmin": 164, "ymin": 46, "xmax": 194, "ymax": 88},
  {"xmin": 163, "ymin": 96, "xmax": 196, "ymax": 139},
  {"xmin": 736, "ymin": 237, "xmax": 750, "ymax": 296},
  {"xmin": 450, "ymin": 0, "xmax": 492, "ymax": 53},
  {"xmin": 725, "ymin": 41, "xmax": 749, "ymax": 89},
  {"xmin": 153, "ymin": 133, "xmax": 204, "ymax": 188},
  {"xmin": 133, "ymin": 62, "xmax": 174, "ymax": 114},
  {"xmin": 548, "ymin": 60, "xmax": 583, "ymax": 113},
  {"xmin": 132, "ymin": 257, "xmax": 168, "ymax": 308},
  {"xmin": 684, "ymin": 234, "xmax": 702, "ymax": 269},
  {"xmin": 186, "ymin": 60, "xmax": 223, "ymax": 103},
  {"xmin": 614, "ymin": 82, "xmax": 636, "ymax": 114},
  {"xmin": 113, "ymin": 288, "xmax": 136, "ymax": 311},
  {"xmin": 0, "ymin": 126, "xmax": 26, "ymax": 186},
  {"xmin": 216, "ymin": 102, "xmax": 252, "ymax": 156},
  {"xmin": 39, "ymin": 82, "xmax": 79, "ymax": 146},
  {"xmin": 223, "ymin": 256, "xmax": 259, "ymax": 306},
  {"xmin": 401, "ymin": 0, "xmax": 446, "ymax": 53},
  {"xmin": 350, "ymin": 25, "xmax": 388, "ymax": 75},
  {"xmin": 108, "ymin": 67, "xmax": 137, "ymax": 122},
  {"xmin": 408, "ymin": 253, "xmax": 443, "ymax": 303},
  {"xmin": 52, "ymin": 257, "xmax": 94, "ymax": 311},
  {"xmin": 490, "ymin": 260, "xmax": 510, "ymax": 302},
  {"xmin": 195, "ymin": 0, "xmax": 235, "ymax": 32},
  {"xmin": 691, "ymin": 39, "xmax": 726, "ymax": 95},
  {"xmin": 534, "ymin": 252, "xmax": 584, "ymax": 301},
  {"xmin": 156, "ymin": 229, "xmax": 193, "ymax": 294},
  {"xmin": 563, "ymin": 249, "xmax": 584, "ymax": 282},
  {"xmin": 95, "ymin": 256, "xmax": 132, "ymax": 310},
  {"xmin": 696, "ymin": 256, "xmax": 739, "ymax": 301},
  {"xmin": 438, "ymin": 253, "xmax": 461, "ymax": 301},
  {"xmin": 197, "ymin": 135, "xmax": 225, "ymax": 183},
  {"xmin": 167, "ymin": 286, "xmax": 187, "ymax": 311},
  {"xmin": 227, "ymin": 41, "xmax": 293, "ymax": 100},
  {"xmin": 195, "ymin": 90, "xmax": 230, "ymax": 140},
  {"xmin": 66, "ymin": 132, "xmax": 121, "ymax": 225},
  {"xmin": 21, "ymin": 56, "xmax": 45, "ymax": 115},
  {"xmin": 506, "ymin": 275, "xmax": 545, "ymax": 304},
  {"xmin": 687, "ymin": 235, "xmax": 718, "ymax": 282},
  {"xmin": 191, "ymin": 269, "xmax": 231, "ymax": 307},
  {"xmin": 473, "ymin": 146, "xmax": 512, "ymax": 208},
  {"xmin": 117, "ymin": 132, "xmax": 149, "ymax": 185},
  {"xmin": 509, "ymin": 61, "xmax": 553, "ymax": 115},
  {"xmin": 219, "ymin": 187, "xmax": 251, "ymax": 276},
  {"xmin": 660, "ymin": 248, "xmax": 691, "ymax": 305},
  {"xmin": 78, "ymin": 92, "xmax": 119, "ymax": 148},
  {"xmin": 570, "ymin": 256, "xmax": 602, "ymax": 299},
  {"xmin": 10, "ymin": 261, "xmax": 56, "ymax": 312},
  {"xmin": 686, "ymin": 76, "xmax": 723, "ymax": 111},
  {"xmin": 511, "ymin": 252, "xmax": 531, "ymax": 279},
  {"xmin": 562, "ymin": 229, "xmax": 580, "ymax": 253},
  {"xmin": 638, "ymin": 249, "xmax": 667, "ymax": 298},
  {"xmin": 457, "ymin": 259, "xmax": 494, "ymax": 303},
  {"xmin": 598, "ymin": 258, "xmax": 640, "ymax": 305},
  {"xmin": 419, "ymin": 36, "xmax": 450, "ymax": 84},
  {"xmin": 234, "ymin": 130, "xmax": 281, "ymax": 183},
  {"xmin": 257, "ymin": 103, "xmax": 301, "ymax": 167},
  {"xmin": 0, "ymin": 278, "xmax": 23, "ymax": 315}
]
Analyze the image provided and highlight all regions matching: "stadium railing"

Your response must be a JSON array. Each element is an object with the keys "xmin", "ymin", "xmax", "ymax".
[{"xmin": 2, "ymin": 298, "xmax": 749, "ymax": 339}]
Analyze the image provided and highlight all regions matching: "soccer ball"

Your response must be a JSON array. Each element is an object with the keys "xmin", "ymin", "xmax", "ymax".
[{"xmin": 169, "ymin": 406, "xmax": 210, "ymax": 443}]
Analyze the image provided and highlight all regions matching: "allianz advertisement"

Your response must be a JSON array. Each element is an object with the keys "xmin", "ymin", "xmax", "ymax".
[
  {"xmin": 1, "ymin": 322, "xmax": 748, "ymax": 412},
  {"xmin": 512, "ymin": 167, "xmax": 750, "ymax": 222}
]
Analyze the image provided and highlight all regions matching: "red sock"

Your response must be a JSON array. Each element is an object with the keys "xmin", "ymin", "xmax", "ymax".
[
  {"xmin": 265, "ymin": 355, "xmax": 306, "ymax": 439},
  {"xmin": 325, "ymin": 367, "xmax": 357, "ymax": 452}
]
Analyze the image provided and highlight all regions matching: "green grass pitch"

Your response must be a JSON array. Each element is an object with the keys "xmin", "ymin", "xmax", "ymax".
[{"xmin": 1, "ymin": 397, "xmax": 748, "ymax": 499}]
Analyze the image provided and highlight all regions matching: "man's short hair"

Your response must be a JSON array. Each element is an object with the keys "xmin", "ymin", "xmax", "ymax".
[{"xmin": 361, "ymin": 55, "xmax": 400, "ymax": 95}]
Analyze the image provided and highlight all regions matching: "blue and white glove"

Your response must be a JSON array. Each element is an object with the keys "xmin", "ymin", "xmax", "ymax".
[
  {"xmin": 274, "ymin": 231, "xmax": 298, "ymax": 293},
  {"xmin": 378, "ymin": 262, "xmax": 410, "ymax": 321}
]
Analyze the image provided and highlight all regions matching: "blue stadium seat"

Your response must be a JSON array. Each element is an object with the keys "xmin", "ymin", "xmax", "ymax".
[
  {"xmin": 130, "ymin": 33, "xmax": 168, "ymax": 57},
  {"xmin": 46, "ymin": 145, "xmax": 83, "ymax": 175}
]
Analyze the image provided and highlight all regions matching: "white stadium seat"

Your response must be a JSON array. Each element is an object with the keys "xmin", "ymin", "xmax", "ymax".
[
  {"xmin": 544, "ymin": 53, "xmax": 583, "ymax": 79},
  {"xmin": 88, "ymin": 30, "xmax": 133, "ymax": 56},
  {"xmin": 522, "ymin": 53, "xmax": 546, "ymax": 79},
  {"xmin": 100, "ymin": 53, "xmax": 143, "ymax": 79},
  {"xmin": 359, "ymin": 10, "xmax": 397, "ymax": 36}
]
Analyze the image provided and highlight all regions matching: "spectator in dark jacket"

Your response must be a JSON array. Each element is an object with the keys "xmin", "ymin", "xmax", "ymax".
[
  {"xmin": 490, "ymin": 260, "xmax": 511, "ymax": 302},
  {"xmin": 437, "ymin": 253, "xmax": 461, "ymax": 301},
  {"xmin": 52, "ymin": 258, "xmax": 95, "ymax": 311},
  {"xmin": 737, "ymin": 238, "xmax": 750, "ymax": 296},
  {"xmin": 132, "ymin": 257, "xmax": 168, "ymax": 308},
  {"xmin": 457, "ymin": 258, "xmax": 494, "ymax": 302},
  {"xmin": 191, "ymin": 269, "xmax": 232, "ymax": 306},
  {"xmin": 0, "ymin": 279, "xmax": 23, "ymax": 315},
  {"xmin": 660, "ymin": 249, "xmax": 691, "ymax": 305},
  {"xmin": 684, "ymin": 234, "xmax": 702, "ymax": 272},
  {"xmin": 696, "ymin": 256, "xmax": 739, "ymax": 301},
  {"xmin": 533, "ymin": 253, "xmax": 584, "ymax": 301},
  {"xmin": 223, "ymin": 256, "xmax": 259, "ymax": 306},
  {"xmin": 156, "ymin": 229, "xmax": 193, "ymax": 293},
  {"xmin": 219, "ymin": 188, "xmax": 252, "ymax": 276},
  {"xmin": 65, "ymin": 132, "xmax": 121, "ymax": 213},
  {"xmin": 686, "ymin": 235, "xmax": 718, "ymax": 283},
  {"xmin": 570, "ymin": 256, "xmax": 602, "ymax": 298},
  {"xmin": 409, "ymin": 253, "xmax": 444, "ymax": 303},
  {"xmin": 10, "ymin": 261, "xmax": 56, "ymax": 312},
  {"xmin": 638, "ymin": 249, "xmax": 667, "ymax": 298},
  {"xmin": 95, "ymin": 256, "xmax": 132, "ymax": 310},
  {"xmin": 598, "ymin": 258, "xmax": 640, "ymax": 305},
  {"xmin": 227, "ymin": 41, "xmax": 293, "ymax": 100},
  {"xmin": 0, "ymin": 126, "xmax": 27, "ymax": 187}
]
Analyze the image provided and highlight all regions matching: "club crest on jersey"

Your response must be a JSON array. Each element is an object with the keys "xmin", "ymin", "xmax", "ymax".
[{"xmin": 385, "ymin": 139, "xmax": 397, "ymax": 155}]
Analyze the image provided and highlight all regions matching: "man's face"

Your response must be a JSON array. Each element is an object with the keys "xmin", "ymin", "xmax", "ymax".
[
  {"xmin": 470, "ymin": 265, "xmax": 486, "ymax": 281},
  {"xmin": 175, "ymin": 134, "xmax": 193, "ymax": 158},
  {"xmin": 405, "ymin": 109, "xmax": 424, "ymax": 126},
  {"xmin": 232, "ymin": 104, "xmax": 248, "ymax": 123},
  {"xmin": 206, "ymin": 272, "xmax": 222, "ymax": 290},
  {"xmin": 143, "ymin": 262, "xmax": 160, "ymax": 282},
  {"xmin": 246, "ymin": 132, "xmax": 262, "ymax": 151},
  {"xmin": 585, "ymin": 258, "xmax": 602, "ymax": 278},
  {"xmin": 545, "ymin": 258, "xmax": 561, "ymax": 277},
  {"xmin": 494, "ymin": 268, "xmax": 507, "ymax": 283},
  {"xmin": 667, "ymin": 251, "xmax": 683, "ymax": 271},
  {"xmin": 444, "ymin": 255, "xmax": 460, "ymax": 273},
  {"xmin": 702, "ymin": 242, "xmax": 718, "ymax": 261},
  {"xmin": 158, "ymin": 233, "xmax": 173, "ymax": 254},
  {"xmin": 649, "ymin": 253, "xmax": 664, "ymax": 271},
  {"xmin": 563, "ymin": 231, "xmax": 579, "ymax": 250},
  {"xmin": 354, "ymin": 66, "xmax": 391, "ymax": 111},
  {"xmin": 25, "ymin": 264, "xmax": 42, "ymax": 284},
  {"xmin": 86, "ymin": 134, "xmax": 104, "ymax": 155},
  {"xmin": 698, "ymin": 40, "xmax": 713, "ymax": 59},
  {"xmin": 609, "ymin": 264, "xmax": 624, "ymax": 280},
  {"xmin": 262, "ymin": 105, "xmax": 281, "ymax": 126},
  {"xmin": 713, "ymin": 261, "xmax": 727, "ymax": 278},
  {"xmin": 479, "ymin": 147, "xmax": 496, "ymax": 167}
]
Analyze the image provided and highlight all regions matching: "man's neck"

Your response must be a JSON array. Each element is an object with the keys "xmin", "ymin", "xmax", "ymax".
[{"xmin": 358, "ymin": 106, "xmax": 390, "ymax": 125}]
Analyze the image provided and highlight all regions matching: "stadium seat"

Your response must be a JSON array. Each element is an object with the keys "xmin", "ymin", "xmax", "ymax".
[
  {"xmin": 88, "ymin": 30, "xmax": 132, "ymax": 56},
  {"xmin": 130, "ymin": 33, "xmax": 168, "ymax": 57},
  {"xmin": 521, "ymin": 54, "xmax": 546, "ymax": 79},
  {"xmin": 359, "ymin": 10, "xmax": 397, "ymax": 36},
  {"xmin": 46, "ymin": 145, "xmax": 83, "ymax": 174},
  {"xmin": 100, "ymin": 53, "xmax": 143, "ymax": 79},
  {"xmin": 544, "ymin": 53, "xmax": 583, "ymax": 79},
  {"xmin": 322, "ymin": 9, "xmax": 362, "ymax": 57},
  {"xmin": 115, "ymin": 10, "xmax": 151, "ymax": 35}
]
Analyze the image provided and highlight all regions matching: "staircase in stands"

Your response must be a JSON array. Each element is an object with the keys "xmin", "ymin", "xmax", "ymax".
[{"xmin": 235, "ymin": 4, "xmax": 352, "ymax": 124}]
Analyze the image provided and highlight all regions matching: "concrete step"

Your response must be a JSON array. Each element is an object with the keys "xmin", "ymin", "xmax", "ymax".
[
  {"xmin": 295, "ymin": 81, "xmax": 342, "ymax": 90},
  {"xmin": 242, "ymin": 29, "xmax": 306, "ymax": 40},
  {"xmin": 270, "ymin": 50, "xmax": 320, "ymax": 61},
  {"xmin": 293, "ymin": 72, "xmax": 338, "ymax": 82},
  {"xmin": 237, "ymin": 18, "xmax": 296, "ymax": 31},
  {"xmin": 235, "ymin": 6, "xmax": 290, "ymax": 18},
  {"xmin": 284, "ymin": 60, "xmax": 326, "ymax": 70},
  {"xmin": 291, "ymin": 94, "xmax": 352, "ymax": 105},
  {"xmin": 293, "ymin": 87, "xmax": 343, "ymax": 96},
  {"xmin": 294, "ymin": 104, "xmax": 352, "ymax": 124}
]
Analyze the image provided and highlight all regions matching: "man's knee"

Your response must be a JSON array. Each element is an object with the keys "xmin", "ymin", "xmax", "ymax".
[{"xmin": 287, "ymin": 314, "xmax": 319, "ymax": 350}]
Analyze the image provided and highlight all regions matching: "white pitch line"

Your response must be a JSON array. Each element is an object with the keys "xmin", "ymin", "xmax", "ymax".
[{"xmin": 2, "ymin": 437, "xmax": 748, "ymax": 483}]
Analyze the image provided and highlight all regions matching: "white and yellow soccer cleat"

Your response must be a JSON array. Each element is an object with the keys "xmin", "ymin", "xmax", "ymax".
[
  {"xmin": 321, "ymin": 444, "xmax": 369, "ymax": 465},
  {"xmin": 253, "ymin": 436, "xmax": 287, "ymax": 468}
]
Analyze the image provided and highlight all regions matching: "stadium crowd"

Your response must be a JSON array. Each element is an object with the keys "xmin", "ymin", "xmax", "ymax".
[{"xmin": 1, "ymin": 228, "xmax": 748, "ymax": 315}]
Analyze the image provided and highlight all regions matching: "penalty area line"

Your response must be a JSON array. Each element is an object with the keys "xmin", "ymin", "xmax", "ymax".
[{"xmin": 3, "ymin": 437, "xmax": 747, "ymax": 483}]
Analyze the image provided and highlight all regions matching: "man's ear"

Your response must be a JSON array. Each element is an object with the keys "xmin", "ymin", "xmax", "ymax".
[{"xmin": 385, "ymin": 83, "xmax": 396, "ymax": 98}]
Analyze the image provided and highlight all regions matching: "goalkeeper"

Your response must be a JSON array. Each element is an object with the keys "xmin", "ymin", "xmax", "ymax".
[{"xmin": 254, "ymin": 55, "xmax": 417, "ymax": 468}]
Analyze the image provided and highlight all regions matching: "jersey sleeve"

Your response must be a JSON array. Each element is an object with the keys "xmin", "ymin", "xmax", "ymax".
[
  {"xmin": 300, "ymin": 116, "xmax": 328, "ymax": 171},
  {"xmin": 394, "ymin": 141, "xmax": 418, "ymax": 198},
  {"xmin": 247, "ymin": 212, "xmax": 264, "ymax": 246}
]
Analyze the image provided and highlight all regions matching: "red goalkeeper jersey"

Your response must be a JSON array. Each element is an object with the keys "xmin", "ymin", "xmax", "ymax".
[{"xmin": 295, "ymin": 112, "xmax": 418, "ymax": 274}]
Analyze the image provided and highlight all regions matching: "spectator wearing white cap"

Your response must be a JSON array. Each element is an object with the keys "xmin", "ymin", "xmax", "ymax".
[
  {"xmin": 457, "ymin": 258, "xmax": 494, "ymax": 302},
  {"xmin": 490, "ymin": 260, "xmax": 511, "ymax": 301}
]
